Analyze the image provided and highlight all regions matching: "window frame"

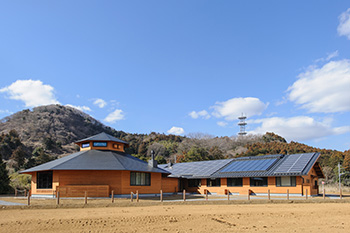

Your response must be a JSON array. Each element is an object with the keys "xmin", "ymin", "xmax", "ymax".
[
  {"xmin": 130, "ymin": 172, "xmax": 151, "ymax": 186},
  {"xmin": 250, "ymin": 177, "xmax": 268, "ymax": 187},
  {"xmin": 37, "ymin": 171, "xmax": 53, "ymax": 189},
  {"xmin": 227, "ymin": 178, "xmax": 243, "ymax": 187},
  {"xmin": 276, "ymin": 176, "xmax": 296, "ymax": 187},
  {"xmin": 206, "ymin": 178, "xmax": 221, "ymax": 187}
]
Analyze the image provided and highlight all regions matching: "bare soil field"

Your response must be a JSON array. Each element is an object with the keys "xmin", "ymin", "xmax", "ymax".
[{"xmin": 0, "ymin": 201, "xmax": 349, "ymax": 233}]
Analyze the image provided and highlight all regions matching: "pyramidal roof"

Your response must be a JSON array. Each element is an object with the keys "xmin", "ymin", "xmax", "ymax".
[{"xmin": 75, "ymin": 132, "xmax": 128, "ymax": 145}]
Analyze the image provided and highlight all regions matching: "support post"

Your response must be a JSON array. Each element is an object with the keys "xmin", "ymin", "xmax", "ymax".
[
  {"xmin": 130, "ymin": 192, "xmax": 133, "ymax": 202},
  {"xmin": 160, "ymin": 190, "xmax": 163, "ymax": 202},
  {"xmin": 27, "ymin": 193, "xmax": 31, "ymax": 206},
  {"xmin": 227, "ymin": 190, "xmax": 230, "ymax": 201},
  {"xmin": 111, "ymin": 190, "xmax": 114, "ymax": 203},
  {"xmin": 323, "ymin": 187, "xmax": 325, "ymax": 200},
  {"xmin": 84, "ymin": 191, "xmax": 88, "ymax": 204},
  {"xmin": 15, "ymin": 189, "xmax": 17, "ymax": 197},
  {"xmin": 24, "ymin": 190, "xmax": 27, "ymax": 197},
  {"xmin": 287, "ymin": 189, "xmax": 289, "ymax": 200},
  {"xmin": 136, "ymin": 190, "xmax": 139, "ymax": 202},
  {"xmin": 340, "ymin": 189, "xmax": 342, "ymax": 199},
  {"xmin": 183, "ymin": 189, "xmax": 186, "ymax": 201},
  {"xmin": 247, "ymin": 189, "xmax": 250, "ymax": 201},
  {"xmin": 268, "ymin": 189, "xmax": 270, "ymax": 200},
  {"xmin": 305, "ymin": 189, "xmax": 308, "ymax": 200},
  {"xmin": 205, "ymin": 190, "xmax": 208, "ymax": 201},
  {"xmin": 56, "ymin": 191, "xmax": 60, "ymax": 205}
]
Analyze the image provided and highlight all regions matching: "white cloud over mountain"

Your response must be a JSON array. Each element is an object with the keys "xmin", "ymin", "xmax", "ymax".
[
  {"xmin": 167, "ymin": 126, "xmax": 185, "ymax": 135},
  {"xmin": 65, "ymin": 104, "xmax": 92, "ymax": 112},
  {"xmin": 104, "ymin": 109, "xmax": 125, "ymax": 123},
  {"xmin": 250, "ymin": 116, "xmax": 350, "ymax": 141},
  {"xmin": 93, "ymin": 98, "xmax": 107, "ymax": 108},
  {"xmin": 0, "ymin": 79, "xmax": 59, "ymax": 107},
  {"xmin": 288, "ymin": 59, "xmax": 350, "ymax": 113},
  {"xmin": 212, "ymin": 97, "xmax": 268, "ymax": 120}
]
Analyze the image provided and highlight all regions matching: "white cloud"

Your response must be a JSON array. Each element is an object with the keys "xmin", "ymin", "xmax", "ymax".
[
  {"xmin": 65, "ymin": 104, "xmax": 92, "ymax": 112},
  {"xmin": 212, "ymin": 97, "xmax": 268, "ymax": 121},
  {"xmin": 250, "ymin": 116, "xmax": 350, "ymax": 141},
  {"xmin": 314, "ymin": 50, "xmax": 339, "ymax": 63},
  {"xmin": 189, "ymin": 110, "xmax": 210, "ymax": 119},
  {"xmin": 217, "ymin": 121, "xmax": 228, "ymax": 127},
  {"xmin": 93, "ymin": 98, "xmax": 107, "ymax": 108},
  {"xmin": 338, "ymin": 8, "xmax": 350, "ymax": 40},
  {"xmin": 104, "ymin": 109, "xmax": 125, "ymax": 123},
  {"xmin": 0, "ymin": 79, "xmax": 59, "ymax": 107},
  {"xmin": 167, "ymin": 126, "xmax": 185, "ymax": 135},
  {"xmin": 288, "ymin": 59, "xmax": 350, "ymax": 113}
]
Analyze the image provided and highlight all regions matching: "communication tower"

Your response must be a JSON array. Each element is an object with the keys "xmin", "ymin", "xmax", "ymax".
[{"xmin": 238, "ymin": 114, "xmax": 247, "ymax": 136}]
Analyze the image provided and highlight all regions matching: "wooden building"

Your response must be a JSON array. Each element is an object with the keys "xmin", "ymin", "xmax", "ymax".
[{"xmin": 22, "ymin": 132, "xmax": 324, "ymax": 197}]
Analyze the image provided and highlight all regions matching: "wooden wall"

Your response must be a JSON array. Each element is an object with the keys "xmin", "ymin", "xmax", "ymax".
[{"xmin": 29, "ymin": 170, "xmax": 178, "ymax": 197}]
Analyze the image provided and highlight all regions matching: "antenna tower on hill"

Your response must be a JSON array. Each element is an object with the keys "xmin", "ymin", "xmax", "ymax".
[{"xmin": 238, "ymin": 113, "xmax": 247, "ymax": 136}]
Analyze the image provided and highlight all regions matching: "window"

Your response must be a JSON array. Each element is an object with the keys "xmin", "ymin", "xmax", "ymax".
[
  {"xmin": 188, "ymin": 179, "xmax": 201, "ymax": 187},
  {"xmin": 93, "ymin": 141, "xmax": 107, "ymax": 147},
  {"xmin": 250, "ymin": 177, "xmax": 268, "ymax": 187},
  {"xmin": 276, "ymin": 176, "xmax": 296, "ymax": 187},
  {"xmin": 207, "ymin": 178, "xmax": 221, "ymax": 187},
  {"xmin": 37, "ymin": 171, "xmax": 53, "ymax": 189},
  {"xmin": 227, "ymin": 178, "xmax": 243, "ymax": 187},
  {"xmin": 82, "ymin": 143, "xmax": 90, "ymax": 148},
  {"xmin": 113, "ymin": 143, "xmax": 121, "ymax": 149},
  {"xmin": 130, "ymin": 172, "xmax": 151, "ymax": 186}
]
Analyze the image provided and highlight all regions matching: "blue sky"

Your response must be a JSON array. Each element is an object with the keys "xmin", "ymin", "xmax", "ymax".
[{"xmin": 0, "ymin": 1, "xmax": 350, "ymax": 151}]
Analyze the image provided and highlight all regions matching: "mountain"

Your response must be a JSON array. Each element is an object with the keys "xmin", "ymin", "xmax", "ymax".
[{"xmin": 0, "ymin": 105, "xmax": 121, "ymax": 155}]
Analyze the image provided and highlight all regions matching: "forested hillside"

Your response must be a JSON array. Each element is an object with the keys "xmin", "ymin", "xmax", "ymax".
[{"xmin": 0, "ymin": 104, "xmax": 349, "ymax": 193}]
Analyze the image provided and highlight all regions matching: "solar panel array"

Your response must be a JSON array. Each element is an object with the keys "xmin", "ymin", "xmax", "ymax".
[
  {"xmin": 220, "ymin": 158, "xmax": 278, "ymax": 173},
  {"xmin": 273, "ymin": 153, "xmax": 314, "ymax": 174}
]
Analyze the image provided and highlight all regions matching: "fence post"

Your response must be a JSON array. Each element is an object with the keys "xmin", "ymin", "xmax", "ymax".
[
  {"xmin": 183, "ymin": 190, "xmax": 186, "ymax": 201},
  {"xmin": 227, "ymin": 190, "xmax": 230, "ymax": 201},
  {"xmin": 24, "ymin": 190, "xmax": 27, "ymax": 197},
  {"xmin": 130, "ymin": 192, "xmax": 133, "ymax": 202},
  {"xmin": 160, "ymin": 190, "xmax": 163, "ymax": 202},
  {"xmin": 340, "ymin": 189, "xmax": 342, "ymax": 200},
  {"xmin": 136, "ymin": 190, "xmax": 139, "ymax": 202},
  {"xmin": 287, "ymin": 189, "xmax": 289, "ymax": 200},
  {"xmin": 84, "ymin": 191, "xmax": 88, "ymax": 204},
  {"xmin": 305, "ymin": 189, "xmax": 308, "ymax": 200},
  {"xmin": 323, "ymin": 187, "xmax": 325, "ymax": 200},
  {"xmin": 206, "ymin": 190, "xmax": 208, "ymax": 201},
  {"xmin": 15, "ymin": 189, "xmax": 17, "ymax": 197},
  {"xmin": 247, "ymin": 189, "xmax": 250, "ymax": 201},
  {"xmin": 111, "ymin": 190, "xmax": 114, "ymax": 203},
  {"xmin": 27, "ymin": 192, "xmax": 31, "ymax": 206},
  {"xmin": 56, "ymin": 191, "xmax": 60, "ymax": 205},
  {"xmin": 268, "ymin": 189, "xmax": 270, "ymax": 200}
]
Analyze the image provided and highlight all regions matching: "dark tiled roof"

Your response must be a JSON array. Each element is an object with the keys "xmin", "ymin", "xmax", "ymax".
[
  {"xmin": 158, "ymin": 159, "xmax": 233, "ymax": 178},
  {"xmin": 21, "ymin": 150, "xmax": 168, "ymax": 174},
  {"xmin": 75, "ymin": 132, "xmax": 128, "ymax": 144}
]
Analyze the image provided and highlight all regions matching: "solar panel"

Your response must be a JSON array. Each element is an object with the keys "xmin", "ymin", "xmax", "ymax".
[
  {"xmin": 274, "ymin": 153, "xmax": 314, "ymax": 174},
  {"xmin": 220, "ymin": 158, "xmax": 278, "ymax": 173}
]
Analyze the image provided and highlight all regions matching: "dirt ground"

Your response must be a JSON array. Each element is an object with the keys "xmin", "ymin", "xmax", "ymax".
[{"xmin": 0, "ymin": 201, "xmax": 349, "ymax": 232}]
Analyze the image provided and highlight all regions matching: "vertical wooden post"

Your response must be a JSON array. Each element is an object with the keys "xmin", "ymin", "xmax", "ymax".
[
  {"xmin": 340, "ymin": 189, "xmax": 342, "ymax": 199},
  {"xmin": 136, "ymin": 190, "xmax": 139, "ymax": 202},
  {"xmin": 24, "ymin": 190, "xmax": 27, "ymax": 197},
  {"xmin": 183, "ymin": 189, "xmax": 186, "ymax": 201},
  {"xmin": 287, "ymin": 189, "xmax": 289, "ymax": 200},
  {"xmin": 15, "ymin": 189, "xmax": 17, "ymax": 197},
  {"xmin": 323, "ymin": 187, "xmax": 325, "ymax": 200},
  {"xmin": 205, "ymin": 190, "xmax": 208, "ymax": 201},
  {"xmin": 111, "ymin": 190, "xmax": 114, "ymax": 203},
  {"xmin": 305, "ymin": 189, "xmax": 308, "ymax": 200},
  {"xmin": 27, "ymin": 193, "xmax": 31, "ymax": 206},
  {"xmin": 84, "ymin": 191, "xmax": 88, "ymax": 204},
  {"xmin": 268, "ymin": 189, "xmax": 270, "ymax": 200},
  {"xmin": 130, "ymin": 192, "xmax": 133, "ymax": 202},
  {"xmin": 247, "ymin": 189, "xmax": 250, "ymax": 201},
  {"xmin": 56, "ymin": 191, "xmax": 60, "ymax": 205},
  {"xmin": 227, "ymin": 190, "xmax": 230, "ymax": 201},
  {"xmin": 160, "ymin": 190, "xmax": 163, "ymax": 202}
]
